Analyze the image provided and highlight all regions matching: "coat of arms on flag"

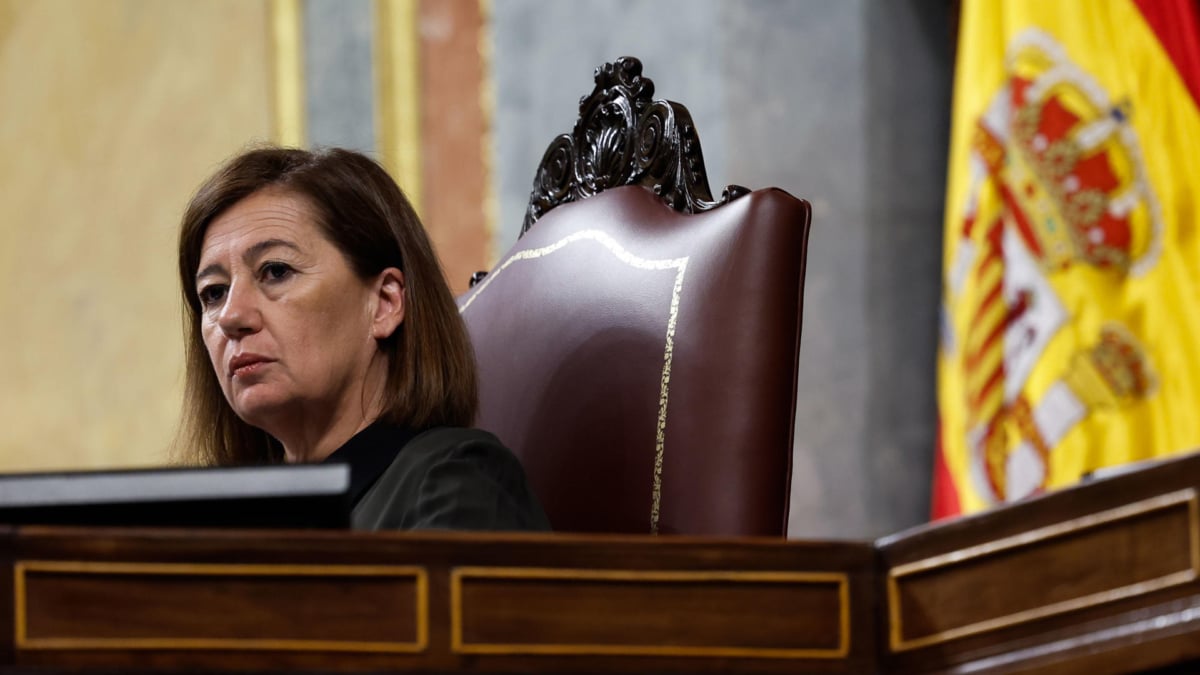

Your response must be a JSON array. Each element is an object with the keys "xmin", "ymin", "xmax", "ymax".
[{"xmin": 934, "ymin": 1, "xmax": 1200, "ymax": 517}]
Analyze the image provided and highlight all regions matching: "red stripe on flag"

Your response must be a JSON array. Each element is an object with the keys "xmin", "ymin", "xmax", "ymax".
[
  {"xmin": 974, "ymin": 266, "xmax": 1004, "ymax": 308},
  {"xmin": 974, "ymin": 249, "xmax": 1003, "ymax": 284},
  {"xmin": 970, "ymin": 365, "xmax": 1005, "ymax": 411},
  {"xmin": 1134, "ymin": 0, "xmax": 1200, "ymax": 112},
  {"xmin": 998, "ymin": 182, "xmax": 1043, "ymax": 258},
  {"xmin": 984, "ymin": 218, "xmax": 1004, "ymax": 249},
  {"xmin": 964, "ymin": 318, "xmax": 1005, "ymax": 373},
  {"xmin": 931, "ymin": 421, "xmax": 962, "ymax": 520},
  {"xmin": 961, "ymin": 213, "xmax": 977, "ymax": 239},
  {"xmin": 965, "ymin": 319, "xmax": 1006, "ymax": 373}
]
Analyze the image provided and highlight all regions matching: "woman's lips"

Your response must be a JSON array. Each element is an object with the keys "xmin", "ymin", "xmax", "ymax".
[{"xmin": 228, "ymin": 354, "xmax": 274, "ymax": 377}]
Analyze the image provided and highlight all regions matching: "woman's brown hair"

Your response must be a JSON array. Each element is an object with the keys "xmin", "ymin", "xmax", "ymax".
[{"xmin": 176, "ymin": 146, "xmax": 477, "ymax": 465}]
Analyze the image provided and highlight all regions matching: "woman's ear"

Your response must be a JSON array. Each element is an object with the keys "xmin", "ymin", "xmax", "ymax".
[{"xmin": 370, "ymin": 267, "xmax": 405, "ymax": 340}]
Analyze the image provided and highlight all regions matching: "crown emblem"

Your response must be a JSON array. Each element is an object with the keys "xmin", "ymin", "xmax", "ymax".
[
  {"xmin": 973, "ymin": 30, "xmax": 1163, "ymax": 276},
  {"xmin": 1064, "ymin": 323, "xmax": 1156, "ymax": 408}
]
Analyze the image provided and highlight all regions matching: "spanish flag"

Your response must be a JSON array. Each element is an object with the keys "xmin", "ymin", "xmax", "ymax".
[{"xmin": 933, "ymin": 0, "xmax": 1200, "ymax": 517}]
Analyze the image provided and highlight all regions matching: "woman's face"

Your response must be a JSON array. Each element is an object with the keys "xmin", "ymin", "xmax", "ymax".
[{"xmin": 194, "ymin": 189, "xmax": 400, "ymax": 443}]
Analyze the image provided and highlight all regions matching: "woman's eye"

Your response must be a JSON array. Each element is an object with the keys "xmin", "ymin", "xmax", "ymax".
[
  {"xmin": 261, "ymin": 262, "xmax": 293, "ymax": 282},
  {"xmin": 197, "ymin": 285, "xmax": 227, "ymax": 307}
]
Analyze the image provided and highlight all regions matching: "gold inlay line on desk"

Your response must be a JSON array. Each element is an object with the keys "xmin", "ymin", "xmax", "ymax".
[
  {"xmin": 450, "ymin": 566, "xmax": 851, "ymax": 659},
  {"xmin": 14, "ymin": 560, "xmax": 428, "ymax": 653}
]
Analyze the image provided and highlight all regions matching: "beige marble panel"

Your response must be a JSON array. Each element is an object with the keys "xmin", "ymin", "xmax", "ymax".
[{"xmin": 0, "ymin": 0, "xmax": 273, "ymax": 470}]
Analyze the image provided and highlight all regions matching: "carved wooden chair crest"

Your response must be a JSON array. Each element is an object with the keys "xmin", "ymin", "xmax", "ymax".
[
  {"xmin": 522, "ymin": 57, "xmax": 748, "ymax": 234},
  {"xmin": 460, "ymin": 57, "xmax": 811, "ymax": 536}
]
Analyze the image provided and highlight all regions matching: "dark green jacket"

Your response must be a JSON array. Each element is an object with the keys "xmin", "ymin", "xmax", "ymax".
[{"xmin": 349, "ymin": 427, "xmax": 550, "ymax": 532}]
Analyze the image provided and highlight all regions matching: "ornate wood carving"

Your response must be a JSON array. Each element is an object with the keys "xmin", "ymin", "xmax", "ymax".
[{"xmin": 522, "ymin": 56, "xmax": 748, "ymax": 236}]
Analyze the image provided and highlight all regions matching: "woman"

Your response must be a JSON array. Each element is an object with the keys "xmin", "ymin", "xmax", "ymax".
[{"xmin": 176, "ymin": 146, "xmax": 548, "ymax": 531}]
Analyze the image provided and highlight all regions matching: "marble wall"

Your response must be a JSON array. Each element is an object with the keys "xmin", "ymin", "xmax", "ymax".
[
  {"xmin": 305, "ymin": 0, "xmax": 376, "ymax": 153},
  {"xmin": 0, "ymin": 0, "xmax": 274, "ymax": 470}
]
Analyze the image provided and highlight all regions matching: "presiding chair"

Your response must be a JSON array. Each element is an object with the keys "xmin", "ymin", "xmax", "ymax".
[{"xmin": 459, "ymin": 57, "xmax": 811, "ymax": 537}]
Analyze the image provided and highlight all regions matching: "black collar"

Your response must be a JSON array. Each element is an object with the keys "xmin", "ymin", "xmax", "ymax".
[{"xmin": 322, "ymin": 423, "xmax": 422, "ymax": 504}]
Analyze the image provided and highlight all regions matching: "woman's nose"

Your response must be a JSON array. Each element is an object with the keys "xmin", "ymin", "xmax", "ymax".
[{"xmin": 217, "ymin": 282, "xmax": 262, "ymax": 337}]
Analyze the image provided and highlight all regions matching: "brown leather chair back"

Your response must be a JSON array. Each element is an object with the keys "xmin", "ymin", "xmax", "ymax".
[{"xmin": 459, "ymin": 58, "xmax": 811, "ymax": 536}]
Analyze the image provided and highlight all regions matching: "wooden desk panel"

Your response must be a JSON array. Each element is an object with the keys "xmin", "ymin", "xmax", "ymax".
[
  {"xmin": 16, "ymin": 561, "xmax": 426, "ymax": 651},
  {"xmin": 0, "ymin": 528, "xmax": 877, "ymax": 674},
  {"xmin": 878, "ymin": 451, "xmax": 1200, "ymax": 674},
  {"xmin": 451, "ymin": 567, "xmax": 847, "ymax": 658}
]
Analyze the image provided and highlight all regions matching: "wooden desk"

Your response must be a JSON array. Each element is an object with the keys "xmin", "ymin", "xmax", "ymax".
[
  {"xmin": 0, "ymin": 527, "xmax": 875, "ymax": 673},
  {"xmin": 879, "ymin": 451, "xmax": 1200, "ymax": 675},
  {"xmin": 1, "ymin": 451, "xmax": 1198, "ymax": 674}
]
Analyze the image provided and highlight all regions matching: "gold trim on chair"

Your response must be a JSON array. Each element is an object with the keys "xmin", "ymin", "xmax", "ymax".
[
  {"xmin": 459, "ymin": 230, "xmax": 687, "ymax": 533},
  {"xmin": 449, "ymin": 566, "xmax": 851, "ymax": 659},
  {"xmin": 14, "ymin": 561, "xmax": 429, "ymax": 653},
  {"xmin": 268, "ymin": 0, "xmax": 306, "ymax": 147},
  {"xmin": 887, "ymin": 489, "xmax": 1200, "ymax": 652}
]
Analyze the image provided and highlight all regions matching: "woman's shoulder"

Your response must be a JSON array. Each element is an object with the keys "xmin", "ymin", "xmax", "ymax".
[
  {"xmin": 407, "ymin": 426, "xmax": 504, "ymax": 448},
  {"xmin": 401, "ymin": 427, "xmax": 518, "ymax": 468},
  {"xmin": 352, "ymin": 426, "xmax": 550, "ymax": 531}
]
